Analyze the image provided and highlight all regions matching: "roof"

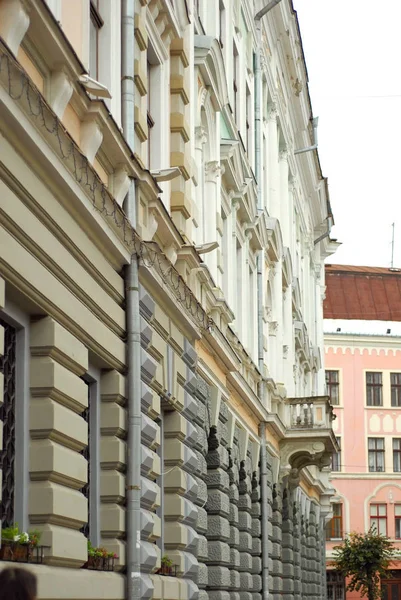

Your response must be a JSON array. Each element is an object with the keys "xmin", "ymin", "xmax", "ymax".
[{"xmin": 324, "ymin": 264, "xmax": 401, "ymax": 321}]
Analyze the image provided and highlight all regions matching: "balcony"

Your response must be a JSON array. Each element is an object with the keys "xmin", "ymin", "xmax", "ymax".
[{"xmin": 279, "ymin": 396, "xmax": 338, "ymax": 484}]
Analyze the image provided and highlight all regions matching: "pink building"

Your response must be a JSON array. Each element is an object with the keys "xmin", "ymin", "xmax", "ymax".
[{"xmin": 324, "ymin": 265, "xmax": 401, "ymax": 600}]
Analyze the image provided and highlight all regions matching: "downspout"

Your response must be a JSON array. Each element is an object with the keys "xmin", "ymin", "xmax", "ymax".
[
  {"xmin": 122, "ymin": 3, "xmax": 141, "ymax": 600},
  {"xmin": 294, "ymin": 116, "xmax": 319, "ymax": 155},
  {"xmin": 254, "ymin": 2, "xmax": 283, "ymax": 600}
]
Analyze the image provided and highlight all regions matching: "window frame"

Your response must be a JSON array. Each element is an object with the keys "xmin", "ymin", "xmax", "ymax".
[
  {"xmin": 0, "ymin": 302, "xmax": 30, "ymax": 532},
  {"xmin": 393, "ymin": 438, "xmax": 401, "ymax": 473},
  {"xmin": 395, "ymin": 505, "xmax": 401, "ymax": 539},
  {"xmin": 326, "ymin": 370, "xmax": 340, "ymax": 405},
  {"xmin": 370, "ymin": 503, "xmax": 387, "ymax": 536},
  {"xmin": 331, "ymin": 436, "xmax": 341, "ymax": 472},
  {"xmin": 366, "ymin": 371, "xmax": 383, "ymax": 406},
  {"xmin": 391, "ymin": 373, "xmax": 401, "ymax": 407},
  {"xmin": 368, "ymin": 437, "xmax": 385, "ymax": 472},
  {"xmin": 326, "ymin": 503, "xmax": 343, "ymax": 540},
  {"xmin": 89, "ymin": 0, "xmax": 104, "ymax": 81}
]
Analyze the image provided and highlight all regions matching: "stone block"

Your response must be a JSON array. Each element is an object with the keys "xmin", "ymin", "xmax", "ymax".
[
  {"xmin": 101, "ymin": 402, "xmax": 127, "ymax": 437},
  {"xmin": 252, "ymin": 537, "xmax": 262, "ymax": 555},
  {"xmin": 238, "ymin": 495, "xmax": 251, "ymax": 512},
  {"xmin": 140, "ymin": 508, "xmax": 154, "ymax": 538},
  {"xmin": 239, "ymin": 531, "xmax": 252, "ymax": 552},
  {"xmin": 206, "ymin": 446, "xmax": 229, "ymax": 469},
  {"xmin": 29, "ymin": 480, "xmax": 87, "ymax": 526},
  {"xmin": 35, "ymin": 524, "xmax": 87, "ymax": 567},
  {"xmin": 141, "ymin": 348, "xmax": 158, "ymax": 384},
  {"xmin": 229, "ymin": 484, "xmax": 239, "ymax": 504},
  {"xmin": 230, "ymin": 503, "xmax": 239, "ymax": 524},
  {"xmin": 197, "ymin": 534, "xmax": 208, "ymax": 561},
  {"xmin": 100, "ymin": 370, "xmax": 126, "ymax": 403},
  {"xmin": 141, "ymin": 444, "xmax": 159, "ymax": 478},
  {"xmin": 30, "ymin": 357, "xmax": 88, "ymax": 413},
  {"xmin": 100, "ymin": 504, "xmax": 125, "ymax": 537},
  {"xmin": 140, "ymin": 476, "xmax": 159, "ymax": 509},
  {"xmin": 164, "ymin": 494, "xmax": 197, "ymax": 526},
  {"xmin": 205, "ymin": 468, "xmax": 230, "ymax": 491},
  {"xmin": 182, "ymin": 390, "xmax": 198, "ymax": 422},
  {"xmin": 206, "ymin": 489, "xmax": 230, "ymax": 516},
  {"xmin": 252, "ymin": 556, "xmax": 262, "ymax": 574},
  {"xmin": 30, "ymin": 398, "xmax": 87, "ymax": 451},
  {"xmin": 30, "ymin": 316, "xmax": 88, "ymax": 375},
  {"xmin": 230, "ymin": 525, "xmax": 240, "ymax": 548},
  {"xmin": 206, "ymin": 515, "xmax": 230, "ymax": 541},
  {"xmin": 141, "ymin": 573, "xmax": 154, "ymax": 600},
  {"xmin": 239, "ymin": 572, "xmax": 253, "ymax": 591},
  {"xmin": 206, "ymin": 541, "xmax": 230, "ymax": 565},
  {"xmin": 101, "ymin": 470, "xmax": 125, "ymax": 503},
  {"xmin": 251, "ymin": 502, "xmax": 261, "ymax": 518},
  {"xmin": 141, "ymin": 381, "xmax": 153, "ymax": 412},
  {"xmin": 251, "ymin": 518, "xmax": 261, "ymax": 537},
  {"xmin": 239, "ymin": 552, "xmax": 252, "ymax": 572},
  {"xmin": 207, "ymin": 566, "xmax": 231, "ymax": 589},
  {"xmin": 231, "ymin": 569, "xmax": 241, "ymax": 589},
  {"xmin": 169, "ymin": 550, "xmax": 198, "ymax": 577},
  {"xmin": 30, "ymin": 439, "xmax": 87, "ymax": 488},
  {"xmin": 141, "ymin": 413, "xmax": 160, "ymax": 449},
  {"xmin": 197, "ymin": 561, "xmax": 208, "ymax": 587},
  {"xmin": 101, "ymin": 437, "xmax": 126, "ymax": 470},
  {"xmin": 209, "ymin": 593, "xmax": 230, "ymax": 600},
  {"xmin": 195, "ymin": 477, "xmax": 207, "ymax": 506},
  {"xmin": 194, "ymin": 423, "xmax": 208, "ymax": 452},
  {"xmin": 196, "ymin": 506, "xmax": 208, "ymax": 533},
  {"xmin": 164, "ymin": 466, "xmax": 197, "ymax": 500},
  {"xmin": 282, "ymin": 547, "xmax": 294, "ymax": 562},
  {"xmin": 238, "ymin": 511, "xmax": 252, "ymax": 532},
  {"xmin": 282, "ymin": 562, "xmax": 294, "ymax": 578},
  {"xmin": 141, "ymin": 540, "xmax": 158, "ymax": 573},
  {"xmin": 219, "ymin": 401, "xmax": 229, "ymax": 423},
  {"xmin": 216, "ymin": 420, "xmax": 228, "ymax": 446},
  {"xmin": 252, "ymin": 574, "xmax": 262, "ymax": 592},
  {"xmin": 230, "ymin": 547, "xmax": 240, "ymax": 568},
  {"xmin": 165, "ymin": 438, "xmax": 198, "ymax": 472}
]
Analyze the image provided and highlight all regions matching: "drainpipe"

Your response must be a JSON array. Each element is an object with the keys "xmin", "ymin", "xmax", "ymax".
[
  {"xmin": 254, "ymin": 3, "xmax": 283, "ymax": 600},
  {"xmin": 122, "ymin": 2, "xmax": 141, "ymax": 600},
  {"xmin": 294, "ymin": 116, "xmax": 319, "ymax": 155}
]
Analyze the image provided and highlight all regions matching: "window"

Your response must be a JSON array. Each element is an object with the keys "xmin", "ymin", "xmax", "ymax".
[
  {"xmin": 326, "ymin": 503, "xmax": 343, "ymax": 540},
  {"xmin": 326, "ymin": 370, "xmax": 339, "ymax": 405},
  {"xmin": 80, "ymin": 369, "xmax": 100, "ymax": 546},
  {"xmin": 395, "ymin": 505, "xmax": 401, "ymax": 539},
  {"xmin": 368, "ymin": 438, "xmax": 385, "ymax": 472},
  {"xmin": 233, "ymin": 42, "xmax": 239, "ymax": 123},
  {"xmin": 331, "ymin": 437, "xmax": 342, "ymax": 471},
  {"xmin": 393, "ymin": 439, "xmax": 401, "ymax": 472},
  {"xmin": 0, "ymin": 319, "xmax": 17, "ymax": 527},
  {"xmin": 366, "ymin": 372, "xmax": 383, "ymax": 406},
  {"xmin": 327, "ymin": 570, "xmax": 345, "ymax": 600},
  {"xmin": 391, "ymin": 373, "xmax": 401, "ymax": 407},
  {"xmin": 89, "ymin": 1, "xmax": 103, "ymax": 80},
  {"xmin": 370, "ymin": 504, "xmax": 387, "ymax": 536}
]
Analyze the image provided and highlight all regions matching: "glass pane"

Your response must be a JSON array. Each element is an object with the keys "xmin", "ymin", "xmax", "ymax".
[
  {"xmin": 395, "ymin": 506, "xmax": 401, "ymax": 516},
  {"xmin": 377, "ymin": 452, "xmax": 385, "ymax": 470},
  {"xmin": 368, "ymin": 438, "xmax": 375, "ymax": 449},
  {"xmin": 379, "ymin": 519, "xmax": 387, "ymax": 536},
  {"xmin": 378, "ymin": 438, "xmax": 385, "ymax": 449},
  {"xmin": 370, "ymin": 517, "xmax": 378, "ymax": 531},
  {"xmin": 395, "ymin": 517, "xmax": 401, "ymax": 538},
  {"xmin": 333, "ymin": 504, "xmax": 342, "ymax": 516},
  {"xmin": 393, "ymin": 439, "xmax": 401, "ymax": 450},
  {"xmin": 370, "ymin": 505, "xmax": 377, "ymax": 516},
  {"xmin": 394, "ymin": 452, "xmax": 401, "ymax": 472},
  {"xmin": 379, "ymin": 505, "xmax": 387, "ymax": 516},
  {"xmin": 391, "ymin": 584, "xmax": 398, "ymax": 600}
]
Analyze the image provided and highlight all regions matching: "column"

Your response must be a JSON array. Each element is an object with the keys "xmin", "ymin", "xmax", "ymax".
[
  {"xmin": 29, "ymin": 316, "xmax": 88, "ymax": 567},
  {"xmin": 251, "ymin": 470, "xmax": 262, "ymax": 600},
  {"xmin": 270, "ymin": 483, "xmax": 283, "ymax": 600},
  {"xmin": 293, "ymin": 499, "xmax": 302, "ymax": 600},
  {"xmin": 279, "ymin": 149, "xmax": 289, "ymax": 248},
  {"xmin": 267, "ymin": 106, "xmax": 280, "ymax": 220},
  {"xmin": 228, "ymin": 446, "xmax": 240, "ymax": 600},
  {"xmin": 281, "ymin": 486, "xmax": 294, "ymax": 600},
  {"xmin": 238, "ymin": 458, "xmax": 253, "ymax": 600},
  {"xmin": 204, "ymin": 160, "xmax": 221, "ymax": 282}
]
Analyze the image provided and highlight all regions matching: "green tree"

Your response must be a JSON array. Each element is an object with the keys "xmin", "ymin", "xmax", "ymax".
[{"xmin": 332, "ymin": 529, "xmax": 395, "ymax": 600}]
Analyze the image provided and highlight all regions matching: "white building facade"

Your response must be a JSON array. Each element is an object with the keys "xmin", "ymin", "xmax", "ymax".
[{"xmin": 0, "ymin": 0, "xmax": 338, "ymax": 599}]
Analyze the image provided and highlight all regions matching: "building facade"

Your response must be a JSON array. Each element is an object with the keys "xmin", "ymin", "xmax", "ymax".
[
  {"xmin": 0, "ymin": 0, "xmax": 337, "ymax": 599},
  {"xmin": 324, "ymin": 265, "xmax": 401, "ymax": 600}
]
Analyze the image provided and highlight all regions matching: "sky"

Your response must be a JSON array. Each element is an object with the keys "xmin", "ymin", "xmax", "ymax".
[{"xmin": 293, "ymin": 0, "xmax": 401, "ymax": 268}]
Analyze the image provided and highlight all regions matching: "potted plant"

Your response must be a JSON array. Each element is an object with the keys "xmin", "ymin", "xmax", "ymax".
[
  {"xmin": 160, "ymin": 555, "xmax": 174, "ymax": 576},
  {"xmin": 0, "ymin": 524, "xmax": 41, "ymax": 562},
  {"xmin": 84, "ymin": 541, "xmax": 117, "ymax": 571}
]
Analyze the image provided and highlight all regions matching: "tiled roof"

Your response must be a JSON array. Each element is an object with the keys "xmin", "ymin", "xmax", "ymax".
[{"xmin": 324, "ymin": 264, "xmax": 401, "ymax": 321}]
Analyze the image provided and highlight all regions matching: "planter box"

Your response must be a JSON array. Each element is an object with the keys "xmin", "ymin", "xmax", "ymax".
[
  {"xmin": 83, "ymin": 556, "xmax": 115, "ymax": 571},
  {"xmin": 0, "ymin": 541, "xmax": 47, "ymax": 564}
]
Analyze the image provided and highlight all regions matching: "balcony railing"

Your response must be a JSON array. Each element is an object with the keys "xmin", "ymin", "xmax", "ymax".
[{"xmin": 286, "ymin": 396, "xmax": 335, "ymax": 430}]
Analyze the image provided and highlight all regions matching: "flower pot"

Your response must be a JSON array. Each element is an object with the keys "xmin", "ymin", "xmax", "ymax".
[{"xmin": 0, "ymin": 541, "xmax": 32, "ymax": 563}]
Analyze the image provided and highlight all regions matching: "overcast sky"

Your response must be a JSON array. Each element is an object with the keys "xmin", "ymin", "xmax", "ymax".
[{"xmin": 293, "ymin": 0, "xmax": 401, "ymax": 268}]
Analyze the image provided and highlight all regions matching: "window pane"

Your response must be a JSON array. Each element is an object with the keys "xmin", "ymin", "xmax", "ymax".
[
  {"xmin": 377, "ymin": 438, "xmax": 384, "ymax": 449},
  {"xmin": 368, "ymin": 438, "xmax": 375, "ymax": 449},
  {"xmin": 393, "ymin": 439, "xmax": 401, "ymax": 450},
  {"xmin": 370, "ymin": 505, "xmax": 376, "ymax": 516},
  {"xmin": 333, "ymin": 504, "xmax": 342, "ymax": 517},
  {"xmin": 379, "ymin": 505, "xmax": 387, "ymax": 516},
  {"xmin": 396, "ymin": 518, "xmax": 401, "ymax": 538},
  {"xmin": 379, "ymin": 519, "xmax": 387, "ymax": 535},
  {"xmin": 395, "ymin": 505, "xmax": 401, "ymax": 516}
]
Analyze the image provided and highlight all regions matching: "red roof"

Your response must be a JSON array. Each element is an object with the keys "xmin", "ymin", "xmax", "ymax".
[{"xmin": 324, "ymin": 264, "xmax": 401, "ymax": 321}]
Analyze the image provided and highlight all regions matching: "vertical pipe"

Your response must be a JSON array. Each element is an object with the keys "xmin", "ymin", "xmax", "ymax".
[{"xmin": 122, "ymin": 2, "xmax": 141, "ymax": 600}]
